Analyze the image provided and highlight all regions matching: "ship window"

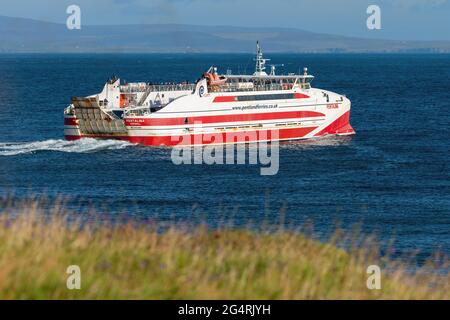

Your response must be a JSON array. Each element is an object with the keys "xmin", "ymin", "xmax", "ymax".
[{"xmin": 235, "ymin": 93, "xmax": 295, "ymax": 102}]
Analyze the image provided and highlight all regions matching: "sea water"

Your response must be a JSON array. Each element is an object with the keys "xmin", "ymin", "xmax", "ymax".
[{"xmin": 0, "ymin": 53, "xmax": 449, "ymax": 264}]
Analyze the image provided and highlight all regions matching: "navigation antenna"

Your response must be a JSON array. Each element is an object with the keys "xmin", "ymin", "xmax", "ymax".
[
  {"xmin": 269, "ymin": 64, "xmax": 284, "ymax": 76},
  {"xmin": 254, "ymin": 41, "xmax": 270, "ymax": 76}
]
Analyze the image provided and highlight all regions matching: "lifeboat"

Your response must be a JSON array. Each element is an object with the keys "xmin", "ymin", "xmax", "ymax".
[{"xmin": 203, "ymin": 72, "xmax": 227, "ymax": 86}]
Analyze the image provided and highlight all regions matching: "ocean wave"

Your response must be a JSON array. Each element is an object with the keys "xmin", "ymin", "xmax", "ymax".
[{"xmin": 0, "ymin": 138, "xmax": 134, "ymax": 156}]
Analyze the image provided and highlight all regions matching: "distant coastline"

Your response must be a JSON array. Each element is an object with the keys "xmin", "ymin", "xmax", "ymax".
[{"xmin": 1, "ymin": 15, "xmax": 450, "ymax": 54}]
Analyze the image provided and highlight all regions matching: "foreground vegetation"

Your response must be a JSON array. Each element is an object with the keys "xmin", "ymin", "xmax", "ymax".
[{"xmin": 0, "ymin": 205, "xmax": 448, "ymax": 299}]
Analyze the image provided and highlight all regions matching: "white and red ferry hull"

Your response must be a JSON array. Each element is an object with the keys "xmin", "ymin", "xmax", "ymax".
[
  {"xmin": 123, "ymin": 99, "xmax": 354, "ymax": 147},
  {"xmin": 65, "ymin": 93, "xmax": 355, "ymax": 146}
]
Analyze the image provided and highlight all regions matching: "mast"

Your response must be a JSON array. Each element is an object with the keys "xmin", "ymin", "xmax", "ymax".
[{"xmin": 254, "ymin": 41, "xmax": 270, "ymax": 76}]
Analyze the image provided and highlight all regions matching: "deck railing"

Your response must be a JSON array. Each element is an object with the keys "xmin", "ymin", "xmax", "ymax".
[
  {"xmin": 124, "ymin": 107, "xmax": 151, "ymax": 117},
  {"xmin": 211, "ymin": 83, "xmax": 293, "ymax": 93},
  {"xmin": 120, "ymin": 83, "xmax": 196, "ymax": 93},
  {"xmin": 120, "ymin": 82, "xmax": 309, "ymax": 94}
]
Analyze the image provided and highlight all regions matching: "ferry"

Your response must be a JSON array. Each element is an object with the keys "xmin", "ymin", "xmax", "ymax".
[{"xmin": 64, "ymin": 42, "xmax": 355, "ymax": 146}]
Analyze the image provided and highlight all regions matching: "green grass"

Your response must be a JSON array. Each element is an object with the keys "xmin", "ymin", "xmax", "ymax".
[{"xmin": 0, "ymin": 204, "xmax": 448, "ymax": 299}]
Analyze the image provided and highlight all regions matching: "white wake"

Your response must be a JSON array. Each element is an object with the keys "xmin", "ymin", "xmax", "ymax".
[{"xmin": 0, "ymin": 138, "xmax": 134, "ymax": 156}]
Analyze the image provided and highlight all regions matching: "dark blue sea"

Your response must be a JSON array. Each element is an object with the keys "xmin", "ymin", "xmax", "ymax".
[{"xmin": 0, "ymin": 53, "xmax": 449, "ymax": 264}]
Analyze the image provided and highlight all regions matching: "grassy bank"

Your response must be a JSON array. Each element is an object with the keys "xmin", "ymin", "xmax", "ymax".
[{"xmin": 0, "ymin": 206, "xmax": 448, "ymax": 299}]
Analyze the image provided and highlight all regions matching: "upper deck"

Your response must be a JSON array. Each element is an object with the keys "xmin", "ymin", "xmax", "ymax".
[
  {"xmin": 210, "ymin": 74, "xmax": 314, "ymax": 93},
  {"xmin": 120, "ymin": 83, "xmax": 196, "ymax": 94}
]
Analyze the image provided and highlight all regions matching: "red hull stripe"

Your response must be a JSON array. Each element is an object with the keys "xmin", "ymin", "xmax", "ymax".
[
  {"xmin": 294, "ymin": 93, "xmax": 310, "ymax": 99},
  {"xmin": 66, "ymin": 127, "xmax": 316, "ymax": 146},
  {"xmin": 127, "ymin": 126, "xmax": 318, "ymax": 146},
  {"xmin": 65, "ymin": 118, "xmax": 355, "ymax": 146},
  {"xmin": 314, "ymin": 111, "xmax": 355, "ymax": 136},
  {"xmin": 125, "ymin": 110, "xmax": 324, "ymax": 127},
  {"xmin": 213, "ymin": 96, "xmax": 236, "ymax": 102},
  {"xmin": 64, "ymin": 118, "xmax": 79, "ymax": 126}
]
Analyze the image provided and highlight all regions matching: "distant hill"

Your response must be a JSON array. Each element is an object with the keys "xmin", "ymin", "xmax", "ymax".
[{"xmin": 1, "ymin": 15, "xmax": 450, "ymax": 53}]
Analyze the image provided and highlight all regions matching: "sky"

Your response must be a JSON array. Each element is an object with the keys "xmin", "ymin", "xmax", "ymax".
[{"xmin": 1, "ymin": 0, "xmax": 449, "ymax": 41}]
